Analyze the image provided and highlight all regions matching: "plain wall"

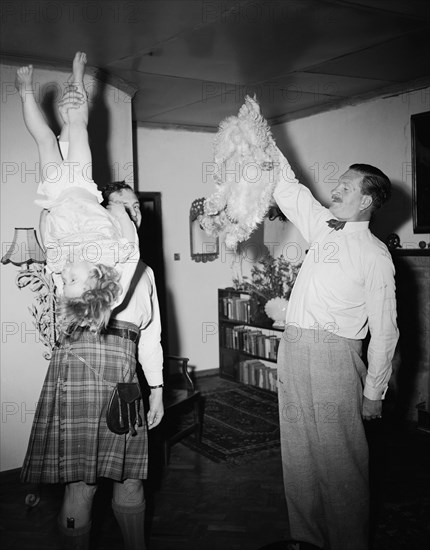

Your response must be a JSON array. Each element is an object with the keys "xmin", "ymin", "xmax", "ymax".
[
  {"xmin": 135, "ymin": 128, "xmax": 234, "ymax": 371},
  {"xmin": 0, "ymin": 62, "xmax": 134, "ymax": 471}
]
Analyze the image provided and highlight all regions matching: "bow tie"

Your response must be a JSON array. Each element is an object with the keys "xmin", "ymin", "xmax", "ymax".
[{"xmin": 327, "ymin": 219, "xmax": 346, "ymax": 231}]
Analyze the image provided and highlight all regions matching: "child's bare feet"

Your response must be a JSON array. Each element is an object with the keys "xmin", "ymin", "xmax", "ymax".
[
  {"xmin": 15, "ymin": 65, "xmax": 34, "ymax": 97},
  {"xmin": 64, "ymin": 52, "xmax": 88, "ymax": 125},
  {"xmin": 71, "ymin": 51, "xmax": 87, "ymax": 85}
]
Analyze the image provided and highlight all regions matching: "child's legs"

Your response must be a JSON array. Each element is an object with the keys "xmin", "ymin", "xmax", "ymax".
[
  {"xmin": 37, "ymin": 138, "xmax": 63, "ymax": 182},
  {"xmin": 58, "ymin": 88, "xmax": 86, "ymax": 146},
  {"xmin": 64, "ymin": 52, "xmax": 92, "ymax": 180},
  {"xmin": 38, "ymin": 141, "xmax": 63, "ymax": 183},
  {"xmin": 39, "ymin": 210, "xmax": 48, "ymax": 248},
  {"xmin": 20, "ymin": 87, "xmax": 63, "ymax": 178},
  {"xmin": 66, "ymin": 108, "xmax": 92, "ymax": 182},
  {"xmin": 58, "ymin": 121, "xmax": 69, "ymax": 146}
]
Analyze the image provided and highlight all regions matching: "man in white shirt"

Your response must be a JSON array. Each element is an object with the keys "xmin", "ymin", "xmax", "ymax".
[
  {"xmin": 104, "ymin": 181, "xmax": 164, "ymax": 413},
  {"xmin": 104, "ymin": 181, "xmax": 164, "ymax": 550},
  {"xmin": 273, "ymin": 157, "xmax": 399, "ymax": 550}
]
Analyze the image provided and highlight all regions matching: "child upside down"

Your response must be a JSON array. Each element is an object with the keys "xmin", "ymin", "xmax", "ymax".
[{"xmin": 16, "ymin": 52, "xmax": 139, "ymax": 332}]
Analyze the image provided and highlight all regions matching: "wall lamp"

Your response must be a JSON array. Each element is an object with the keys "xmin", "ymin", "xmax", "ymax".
[{"xmin": 1, "ymin": 228, "xmax": 57, "ymax": 359}]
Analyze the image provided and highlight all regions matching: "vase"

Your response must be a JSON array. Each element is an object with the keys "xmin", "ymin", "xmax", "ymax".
[{"xmin": 264, "ymin": 297, "xmax": 288, "ymax": 328}]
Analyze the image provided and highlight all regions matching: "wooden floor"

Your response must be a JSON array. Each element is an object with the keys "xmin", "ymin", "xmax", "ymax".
[{"xmin": 1, "ymin": 375, "xmax": 429, "ymax": 550}]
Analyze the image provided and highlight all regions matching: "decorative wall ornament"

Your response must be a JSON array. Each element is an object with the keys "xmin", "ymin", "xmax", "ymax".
[
  {"xmin": 16, "ymin": 264, "xmax": 57, "ymax": 360},
  {"xmin": 190, "ymin": 197, "xmax": 219, "ymax": 262},
  {"xmin": 1, "ymin": 228, "xmax": 57, "ymax": 359}
]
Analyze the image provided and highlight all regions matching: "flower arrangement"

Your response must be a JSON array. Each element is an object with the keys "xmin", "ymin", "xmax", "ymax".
[
  {"xmin": 199, "ymin": 96, "xmax": 280, "ymax": 249},
  {"xmin": 233, "ymin": 254, "xmax": 301, "ymax": 302},
  {"xmin": 233, "ymin": 254, "xmax": 302, "ymax": 324}
]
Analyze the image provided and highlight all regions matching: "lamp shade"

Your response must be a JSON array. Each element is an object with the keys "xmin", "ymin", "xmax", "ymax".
[{"xmin": 1, "ymin": 228, "xmax": 46, "ymax": 266}]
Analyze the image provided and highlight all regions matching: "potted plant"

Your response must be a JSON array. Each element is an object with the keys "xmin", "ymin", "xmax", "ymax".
[{"xmin": 233, "ymin": 254, "xmax": 302, "ymax": 326}]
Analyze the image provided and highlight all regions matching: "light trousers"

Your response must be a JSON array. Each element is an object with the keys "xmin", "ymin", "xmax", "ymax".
[{"xmin": 277, "ymin": 327, "xmax": 369, "ymax": 550}]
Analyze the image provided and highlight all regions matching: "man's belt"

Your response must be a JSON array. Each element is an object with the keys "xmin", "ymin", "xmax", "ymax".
[{"xmin": 104, "ymin": 326, "xmax": 139, "ymax": 343}]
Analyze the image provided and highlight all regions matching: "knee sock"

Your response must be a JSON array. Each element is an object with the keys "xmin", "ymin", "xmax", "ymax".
[
  {"xmin": 111, "ymin": 500, "xmax": 146, "ymax": 550},
  {"xmin": 57, "ymin": 518, "xmax": 91, "ymax": 550}
]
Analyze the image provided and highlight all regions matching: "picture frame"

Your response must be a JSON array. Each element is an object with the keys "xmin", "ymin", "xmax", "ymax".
[
  {"xmin": 411, "ymin": 111, "xmax": 430, "ymax": 233},
  {"xmin": 189, "ymin": 198, "xmax": 219, "ymax": 263}
]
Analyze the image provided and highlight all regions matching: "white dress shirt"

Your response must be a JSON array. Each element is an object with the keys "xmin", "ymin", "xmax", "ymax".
[
  {"xmin": 273, "ymin": 155, "xmax": 399, "ymax": 400},
  {"xmin": 112, "ymin": 261, "xmax": 164, "ymax": 386}
]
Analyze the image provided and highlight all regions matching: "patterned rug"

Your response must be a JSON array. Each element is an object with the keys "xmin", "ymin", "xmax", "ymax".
[{"xmin": 181, "ymin": 384, "xmax": 280, "ymax": 463}]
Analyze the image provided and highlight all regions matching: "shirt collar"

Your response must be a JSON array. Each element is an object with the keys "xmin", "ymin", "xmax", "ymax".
[
  {"xmin": 342, "ymin": 220, "xmax": 369, "ymax": 233},
  {"xmin": 326, "ymin": 217, "xmax": 369, "ymax": 234}
]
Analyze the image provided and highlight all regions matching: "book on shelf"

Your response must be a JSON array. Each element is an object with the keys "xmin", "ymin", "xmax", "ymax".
[
  {"xmin": 269, "ymin": 335, "xmax": 280, "ymax": 360},
  {"xmin": 221, "ymin": 294, "xmax": 251, "ymax": 322},
  {"xmin": 223, "ymin": 325, "xmax": 281, "ymax": 360},
  {"xmin": 238, "ymin": 359, "xmax": 278, "ymax": 392},
  {"xmin": 268, "ymin": 367, "xmax": 278, "ymax": 392}
]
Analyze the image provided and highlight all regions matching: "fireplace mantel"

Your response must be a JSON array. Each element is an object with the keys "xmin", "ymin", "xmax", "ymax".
[{"xmin": 390, "ymin": 248, "xmax": 430, "ymax": 257}]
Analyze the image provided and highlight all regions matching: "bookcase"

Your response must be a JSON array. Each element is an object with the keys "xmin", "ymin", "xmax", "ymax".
[{"xmin": 218, "ymin": 288, "xmax": 284, "ymax": 392}]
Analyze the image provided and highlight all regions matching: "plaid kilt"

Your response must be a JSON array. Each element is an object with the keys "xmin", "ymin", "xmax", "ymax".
[{"xmin": 20, "ymin": 321, "xmax": 148, "ymax": 485}]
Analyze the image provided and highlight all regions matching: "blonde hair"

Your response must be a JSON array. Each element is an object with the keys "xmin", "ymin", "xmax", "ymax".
[{"xmin": 59, "ymin": 264, "xmax": 121, "ymax": 334}]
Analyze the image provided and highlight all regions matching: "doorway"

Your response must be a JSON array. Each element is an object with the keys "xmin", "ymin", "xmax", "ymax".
[{"xmin": 137, "ymin": 192, "xmax": 168, "ymax": 351}]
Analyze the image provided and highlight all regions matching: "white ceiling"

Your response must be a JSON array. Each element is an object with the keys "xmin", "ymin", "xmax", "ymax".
[{"xmin": 1, "ymin": 0, "xmax": 430, "ymax": 130}]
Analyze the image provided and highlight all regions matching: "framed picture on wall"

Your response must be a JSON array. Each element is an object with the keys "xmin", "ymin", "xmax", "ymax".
[{"xmin": 411, "ymin": 111, "xmax": 430, "ymax": 233}]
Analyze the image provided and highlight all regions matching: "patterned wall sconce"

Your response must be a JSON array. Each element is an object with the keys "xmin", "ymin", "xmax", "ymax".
[
  {"xmin": 1, "ymin": 228, "xmax": 57, "ymax": 359},
  {"xmin": 190, "ymin": 198, "xmax": 219, "ymax": 262}
]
